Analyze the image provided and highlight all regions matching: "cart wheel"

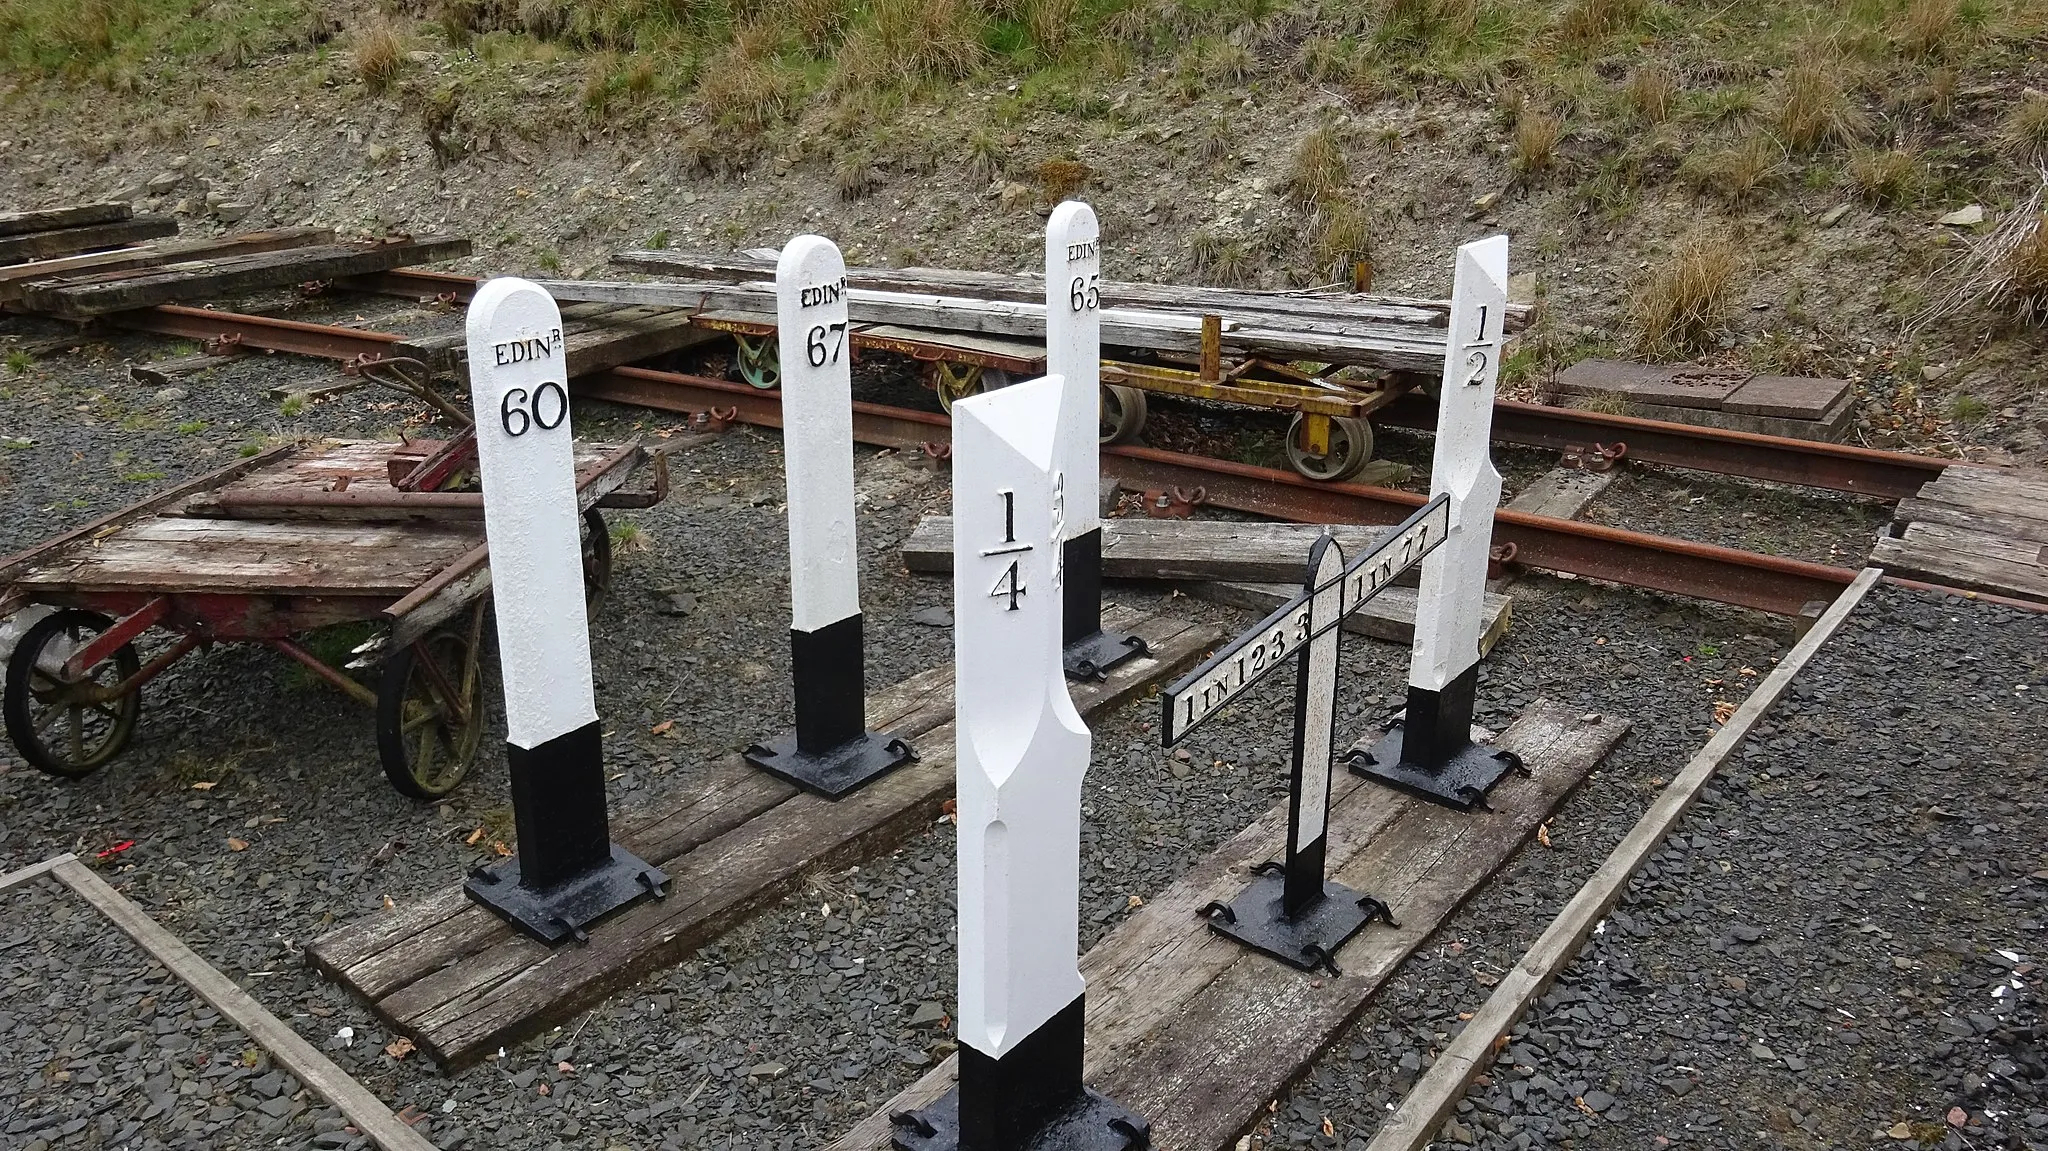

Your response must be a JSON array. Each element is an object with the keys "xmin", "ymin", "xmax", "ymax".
[
  {"xmin": 581, "ymin": 507, "xmax": 613, "ymax": 614},
  {"xmin": 932, "ymin": 364, "xmax": 1011, "ymax": 413},
  {"xmin": 1284, "ymin": 413, "xmax": 1375, "ymax": 482},
  {"xmin": 3, "ymin": 608, "xmax": 142, "ymax": 779},
  {"xmin": 377, "ymin": 620, "xmax": 486, "ymax": 801},
  {"xmin": 734, "ymin": 334, "xmax": 780, "ymax": 390},
  {"xmin": 1100, "ymin": 384, "xmax": 1148, "ymax": 445}
]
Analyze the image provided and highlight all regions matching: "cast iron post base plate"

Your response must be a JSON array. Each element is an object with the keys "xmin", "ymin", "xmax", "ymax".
[
  {"xmin": 744, "ymin": 729, "xmax": 916, "ymax": 800},
  {"xmin": 1062, "ymin": 629, "xmax": 1149, "ymax": 682},
  {"xmin": 889, "ymin": 1086, "xmax": 1150, "ymax": 1151},
  {"xmin": 1350, "ymin": 721, "xmax": 1521, "ymax": 811},
  {"xmin": 464, "ymin": 844, "xmax": 668, "ymax": 946},
  {"xmin": 1199, "ymin": 867, "xmax": 1392, "ymax": 974}
]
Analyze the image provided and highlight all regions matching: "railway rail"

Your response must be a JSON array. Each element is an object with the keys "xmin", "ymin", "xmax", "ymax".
[{"xmin": 65, "ymin": 287, "xmax": 2008, "ymax": 619}]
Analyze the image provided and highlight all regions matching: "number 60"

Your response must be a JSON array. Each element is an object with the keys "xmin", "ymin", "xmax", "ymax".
[{"xmin": 500, "ymin": 381, "xmax": 568, "ymax": 437}]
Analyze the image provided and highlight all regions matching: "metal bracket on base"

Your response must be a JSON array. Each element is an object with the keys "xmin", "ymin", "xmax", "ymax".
[
  {"xmin": 464, "ymin": 844, "xmax": 668, "ymax": 946},
  {"xmin": 1349, "ymin": 722, "xmax": 1523, "ymax": 811},
  {"xmin": 1062, "ymin": 629, "xmax": 1148, "ymax": 682},
  {"xmin": 890, "ymin": 1087, "xmax": 1150, "ymax": 1151},
  {"xmin": 744, "ymin": 730, "xmax": 916, "ymax": 800},
  {"xmin": 1198, "ymin": 866, "xmax": 1396, "ymax": 975}
]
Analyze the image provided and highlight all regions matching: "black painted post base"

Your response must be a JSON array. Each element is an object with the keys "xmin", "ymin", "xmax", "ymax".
[
  {"xmin": 1349, "ymin": 666, "xmax": 1521, "ymax": 810},
  {"xmin": 465, "ymin": 843, "xmax": 669, "ymax": 946},
  {"xmin": 1061, "ymin": 530, "xmax": 1147, "ymax": 682},
  {"xmin": 744, "ymin": 729, "xmax": 916, "ymax": 800},
  {"xmin": 889, "ymin": 996, "xmax": 1148, "ymax": 1151},
  {"xmin": 463, "ymin": 722, "xmax": 668, "ymax": 946},
  {"xmin": 1198, "ymin": 866, "xmax": 1396, "ymax": 975}
]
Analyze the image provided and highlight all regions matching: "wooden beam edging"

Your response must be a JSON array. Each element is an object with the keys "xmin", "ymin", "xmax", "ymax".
[
  {"xmin": 0, "ymin": 852, "xmax": 79, "ymax": 889},
  {"xmin": 27, "ymin": 859, "xmax": 440, "ymax": 1151},
  {"xmin": 1361, "ymin": 565, "xmax": 1885, "ymax": 1151}
]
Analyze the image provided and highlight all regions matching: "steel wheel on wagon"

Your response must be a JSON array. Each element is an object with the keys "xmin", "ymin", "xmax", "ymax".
[
  {"xmin": 3, "ymin": 608, "xmax": 142, "ymax": 779},
  {"xmin": 376, "ymin": 608, "xmax": 486, "ymax": 800},
  {"xmin": 733, "ymin": 334, "xmax": 781, "ymax": 390},
  {"xmin": 1284, "ymin": 413, "xmax": 1375, "ymax": 482}
]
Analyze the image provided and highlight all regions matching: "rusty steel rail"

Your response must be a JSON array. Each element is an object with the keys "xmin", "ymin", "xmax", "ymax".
[
  {"xmin": 576, "ymin": 366, "xmax": 1858, "ymax": 618},
  {"xmin": 1377, "ymin": 393, "xmax": 1946, "ymax": 500},
  {"xmin": 109, "ymin": 305, "xmax": 401, "ymax": 361}
]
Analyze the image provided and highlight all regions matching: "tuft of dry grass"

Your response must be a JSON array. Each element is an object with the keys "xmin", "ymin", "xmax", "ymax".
[
  {"xmin": 966, "ymin": 128, "xmax": 1005, "ymax": 183},
  {"xmin": 1895, "ymin": 0, "xmax": 1961, "ymax": 59},
  {"xmin": 1915, "ymin": 176, "xmax": 2048, "ymax": 330},
  {"xmin": 1845, "ymin": 147, "xmax": 1923, "ymax": 207},
  {"xmin": 835, "ymin": 0, "xmax": 984, "ymax": 90},
  {"xmin": 834, "ymin": 152, "xmax": 879, "ymax": 201},
  {"xmin": 1557, "ymin": 0, "xmax": 1644, "ymax": 45},
  {"xmin": 1382, "ymin": 0, "xmax": 1478, "ymax": 46},
  {"xmin": 1775, "ymin": 55, "xmax": 1868, "ymax": 152},
  {"xmin": 2003, "ymin": 92, "xmax": 2048, "ymax": 166},
  {"xmin": 1024, "ymin": 0, "xmax": 1078, "ymax": 53},
  {"xmin": 1190, "ymin": 229, "xmax": 1256, "ymax": 287},
  {"xmin": 1679, "ymin": 131, "xmax": 1784, "ymax": 204},
  {"xmin": 1195, "ymin": 115, "xmax": 1232, "ymax": 163},
  {"xmin": 1512, "ymin": 106, "xmax": 1563, "ymax": 179},
  {"xmin": 1624, "ymin": 65, "xmax": 1676, "ymax": 125},
  {"xmin": 1289, "ymin": 125, "xmax": 1350, "ymax": 209},
  {"xmin": 694, "ymin": 28, "xmax": 797, "ymax": 129},
  {"xmin": 789, "ymin": 0, "xmax": 850, "ymax": 50},
  {"xmin": 2000, "ymin": 214, "xmax": 2048, "ymax": 324},
  {"xmin": 1313, "ymin": 200, "xmax": 1372, "ymax": 279},
  {"xmin": 1038, "ymin": 158, "xmax": 1092, "ymax": 201},
  {"xmin": 1918, "ymin": 67, "xmax": 1959, "ymax": 121},
  {"xmin": 1632, "ymin": 234, "xmax": 1741, "ymax": 356},
  {"xmin": 353, "ymin": 19, "xmax": 404, "ymax": 92}
]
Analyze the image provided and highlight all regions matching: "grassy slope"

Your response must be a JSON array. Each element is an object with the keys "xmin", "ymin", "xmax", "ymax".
[{"xmin": 2, "ymin": 0, "xmax": 2045, "ymax": 455}]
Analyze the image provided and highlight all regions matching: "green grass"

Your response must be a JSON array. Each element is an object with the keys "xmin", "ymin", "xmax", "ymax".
[
  {"xmin": 175, "ymin": 419, "xmax": 207, "ymax": 435},
  {"xmin": 4, "ymin": 349, "xmax": 30, "ymax": 375},
  {"xmin": 279, "ymin": 394, "xmax": 305, "ymax": 417},
  {"xmin": 0, "ymin": 0, "xmax": 317, "ymax": 82},
  {"xmin": 121, "ymin": 470, "xmax": 168, "ymax": 483}
]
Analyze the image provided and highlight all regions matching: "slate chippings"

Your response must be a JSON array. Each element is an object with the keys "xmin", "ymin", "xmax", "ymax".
[{"xmin": 1264, "ymin": 584, "xmax": 2047, "ymax": 1151}]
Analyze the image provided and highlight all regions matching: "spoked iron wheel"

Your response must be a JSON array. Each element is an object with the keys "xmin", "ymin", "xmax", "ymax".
[
  {"xmin": 931, "ymin": 363, "xmax": 1011, "ymax": 414},
  {"xmin": 1284, "ymin": 413, "xmax": 1375, "ymax": 482},
  {"xmin": 3, "ymin": 608, "xmax": 142, "ymax": 779},
  {"xmin": 1100, "ymin": 384, "xmax": 1148, "ymax": 444},
  {"xmin": 376, "ymin": 604, "xmax": 487, "ymax": 800},
  {"xmin": 581, "ymin": 507, "xmax": 614, "ymax": 615},
  {"xmin": 733, "ymin": 334, "xmax": 781, "ymax": 390}
]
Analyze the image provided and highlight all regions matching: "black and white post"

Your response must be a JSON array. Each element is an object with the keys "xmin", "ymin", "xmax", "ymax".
[
  {"xmin": 461, "ymin": 277, "xmax": 667, "ymax": 946},
  {"xmin": 1160, "ymin": 498, "xmax": 1445, "ymax": 972},
  {"xmin": 1353, "ymin": 235, "xmax": 1519, "ymax": 810},
  {"xmin": 743, "ymin": 235, "xmax": 915, "ymax": 799},
  {"xmin": 1048, "ymin": 202, "xmax": 1146, "ymax": 681},
  {"xmin": 890, "ymin": 375, "xmax": 1147, "ymax": 1151}
]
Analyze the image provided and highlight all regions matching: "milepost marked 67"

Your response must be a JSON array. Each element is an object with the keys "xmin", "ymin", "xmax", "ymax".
[{"xmin": 1162, "ymin": 493, "xmax": 1451, "ymax": 744}]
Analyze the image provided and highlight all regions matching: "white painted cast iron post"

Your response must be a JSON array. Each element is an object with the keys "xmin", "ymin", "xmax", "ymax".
[
  {"xmin": 1046, "ymin": 202, "xmax": 1146, "ymax": 681},
  {"xmin": 1357, "ymin": 235, "xmax": 1517, "ymax": 810},
  {"xmin": 890, "ymin": 375, "xmax": 1147, "ymax": 1151},
  {"xmin": 461, "ymin": 277, "xmax": 666, "ymax": 945},
  {"xmin": 742, "ymin": 236, "xmax": 913, "ymax": 799}
]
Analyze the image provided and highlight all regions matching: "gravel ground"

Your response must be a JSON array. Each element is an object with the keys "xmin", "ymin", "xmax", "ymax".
[
  {"xmin": 1257, "ymin": 584, "xmax": 2048, "ymax": 1151},
  {"xmin": 4, "ymin": 301, "xmax": 1979, "ymax": 1151},
  {"xmin": 1578, "ymin": 468, "xmax": 1891, "ymax": 568}
]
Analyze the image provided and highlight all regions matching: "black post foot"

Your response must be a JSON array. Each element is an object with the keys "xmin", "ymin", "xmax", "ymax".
[
  {"xmin": 1199, "ymin": 867, "xmax": 1390, "ymax": 973},
  {"xmin": 1062, "ymin": 629, "xmax": 1148, "ymax": 682},
  {"xmin": 745, "ymin": 730, "xmax": 916, "ymax": 799},
  {"xmin": 1349, "ymin": 721, "xmax": 1518, "ymax": 810},
  {"xmin": 464, "ymin": 843, "xmax": 669, "ymax": 946},
  {"xmin": 890, "ymin": 1087, "xmax": 1150, "ymax": 1151}
]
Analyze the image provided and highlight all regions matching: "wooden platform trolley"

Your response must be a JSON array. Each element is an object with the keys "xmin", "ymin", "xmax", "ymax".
[
  {"xmin": 0, "ymin": 434, "xmax": 666, "ymax": 799},
  {"xmin": 694, "ymin": 308, "xmax": 1409, "ymax": 484}
]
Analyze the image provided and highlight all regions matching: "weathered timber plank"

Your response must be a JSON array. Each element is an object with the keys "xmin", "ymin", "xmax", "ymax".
[
  {"xmin": 0, "ymin": 228, "xmax": 335, "ymax": 302},
  {"xmin": 0, "ymin": 215, "xmax": 178, "ymax": 266},
  {"xmin": 0, "ymin": 201, "xmax": 130, "ymax": 237},
  {"xmin": 1920, "ymin": 464, "xmax": 2048, "ymax": 506},
  {"xmin": 902, "ymin": 516, "xmax": 1406, "ymax": 583},
  {"xmin": 610, "ymin": 249, "xmax": 1534, "ymax": 330},
  {"xmin": 22, "ymin": 237, "xmax": 471, "ymax": 317},
  {"xmin": 1872, "ymin": 522, "xmax": 2048, "ymax": 601},
  {"xmin": 1363, "ymin": 569, "xmax": 1881, "ymax": 1151},
  {"xmin": 309, "ymin": 612, "xmax": 1219, "ymax": 1069},
  {"xmin": 47, "ymin": 861, "xmax": 440, "ymax": 1151},
  {"xmin": 828, "ymin": 703, "xmax": 1627, "ymax": 1151},
  {"xmin": 1183, "ymin": 582, "xmax": 1513, "ymax": 653},
  {"xmin": 1506, "ymin": 468, "xmax": 1615, "ymax": 520},
  {"xmin": 1894, "ymin": 497, "xmax": 2048, "ymax": 545}
]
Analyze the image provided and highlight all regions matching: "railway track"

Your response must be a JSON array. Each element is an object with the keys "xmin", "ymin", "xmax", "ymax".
[{"xmin": 79, "ymin": 288, "xmax": 2012, "ymax": 619}]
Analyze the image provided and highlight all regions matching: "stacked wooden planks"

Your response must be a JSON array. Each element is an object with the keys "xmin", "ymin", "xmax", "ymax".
[
  {"xmin": 392, "ymin": 301, "xmax": 718, "ymax": 379},
  {"xmin": 0, "ymin": 202, "xmax": 178, "ymax": 266},
  {"xmin": 304, "ymin": 609, "xmax": 1222, "ymax": 1070},
  {"xmin": 528, "ymin": 247, "xmax": 1536, "ymax": 376},
  {"xmin": 1876, "ymin": 465, "xmax": 2048, "ymax": 603},
  {"xmin": 1, "ymin": 227, "xmax": 336, "ymax": 304},
  {"xmin": 19, "ymin": 235, "xmax": 472, "ymax": 318}
]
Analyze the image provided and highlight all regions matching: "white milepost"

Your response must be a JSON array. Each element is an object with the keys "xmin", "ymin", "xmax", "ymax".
[
  {"xmin": 1046, "ymin": 202, "xmax": 1145, "ymax": 681},
  {"xmin": 462, "ymin": 277, "xmax": 666, "ymax": 945},
  {"xmin": 890, "ymin": 374, "xmax": 1147, "ymax": 1151},
  {"xmin": 1356, "ymin": 235, "xmax": 1519, "ymax": 810},
  {"xmin": 743, "ymin": 235, "xmax": 914, "ymax": 799}
]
